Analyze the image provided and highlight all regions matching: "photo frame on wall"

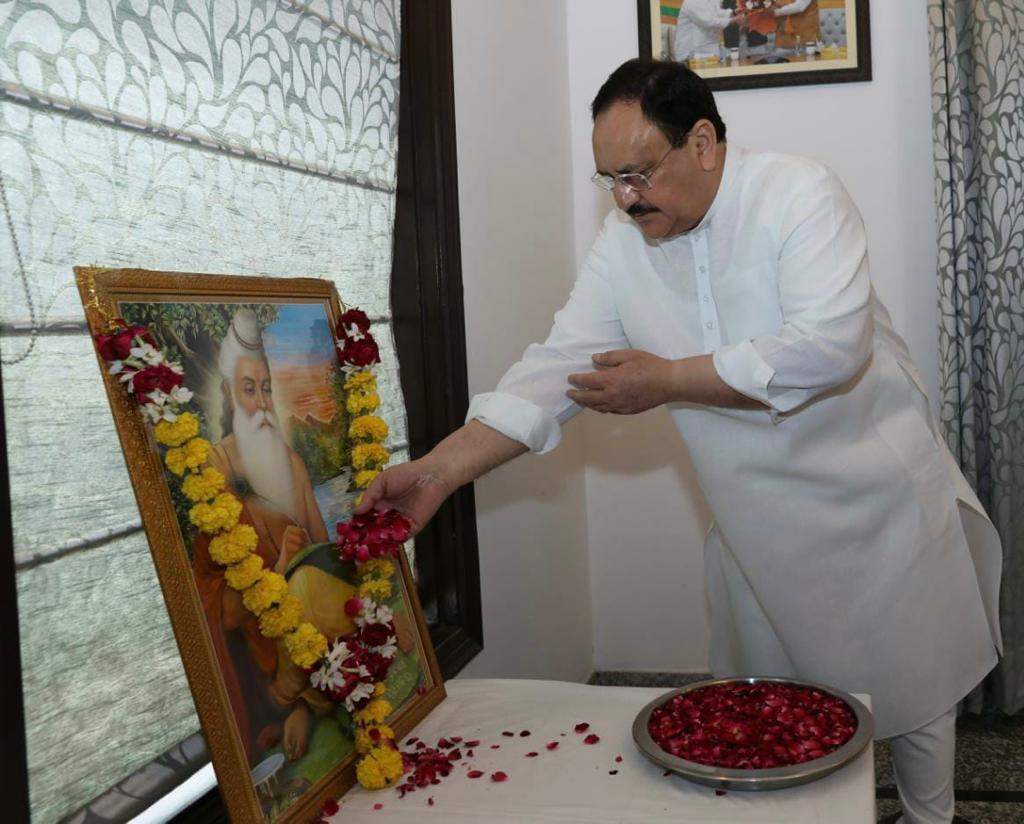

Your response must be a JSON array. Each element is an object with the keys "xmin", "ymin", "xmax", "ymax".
[
  {"xmin": 639, "ymin": 0, "xmax": 871, "ymax": 91},
  {"xmin": 75, "ymin": 267, "xmax": 445, "ymax": 823}
]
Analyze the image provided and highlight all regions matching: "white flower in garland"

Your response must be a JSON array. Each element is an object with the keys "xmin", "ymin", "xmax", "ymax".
[
  {"xmin": 355, "ymin": 602, "xmax": 393, "ymax": 628},
  {"xmin": 369, "ymin": 635, "xmax": 398, "ymax": 660},
  {"xmin": 344, "ymin": 681, "xmax": 375, "ymax": 713}
]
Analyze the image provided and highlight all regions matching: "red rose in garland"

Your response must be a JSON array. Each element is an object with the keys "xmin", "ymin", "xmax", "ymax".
[
  {"xmin": 95, "ymin": 321, "xmax": 156, "ymax": 361},
  {"xmin": 340, "ymin": 337, "xmax": 380, "ymax": 368},
  {"xmin": 131, "ymin": 363, "xmax": 185, "ymax": 401},
  {"xmin": 360, "ymin": 622, "xmax": 394, "ymax": 648}
]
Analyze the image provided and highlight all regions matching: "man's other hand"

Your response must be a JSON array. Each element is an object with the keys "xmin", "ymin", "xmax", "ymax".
[{"xmin": 567, "ymin": 349, "xmax": 675, "ymax": 414}]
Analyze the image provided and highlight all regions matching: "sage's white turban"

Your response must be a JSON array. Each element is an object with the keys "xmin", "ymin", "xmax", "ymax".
[{"xmin": 218, "ymin": 307, "xmax": 265, "ymax": 381}]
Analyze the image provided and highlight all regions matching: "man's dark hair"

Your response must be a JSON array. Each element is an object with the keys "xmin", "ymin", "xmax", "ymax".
[{"xmin": 591, "ymin": 59, "xmax": 726, "ymax": 146}]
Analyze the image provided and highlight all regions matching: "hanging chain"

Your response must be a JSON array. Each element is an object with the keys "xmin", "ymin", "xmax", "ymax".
[{"xmin": 0, "ymin": 167, "xmax": 38, "ymax": 365}]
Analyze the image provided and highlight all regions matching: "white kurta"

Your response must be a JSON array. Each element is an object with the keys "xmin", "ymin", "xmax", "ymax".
[
  {"xmin": 674, "ymin": 0, "xmax": 732, "ymax": 60},
  {"xmin": 466, "ymin": 147, "xmax": 1002, "ymax": 739}
]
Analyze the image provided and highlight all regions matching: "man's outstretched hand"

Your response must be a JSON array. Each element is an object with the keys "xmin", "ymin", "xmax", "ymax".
[{"xmin": 354, "ymin": 458, "xmax": 452, "ymax": 537}]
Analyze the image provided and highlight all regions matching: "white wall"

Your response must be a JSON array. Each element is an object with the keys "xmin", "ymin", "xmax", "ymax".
[
  {"xmin": 451, "ymin": 1, "xmax": 939, "ymax": 678},
  {"xmin": 567, "ymin": 0, "xmax": 939, "ymax": 672},
  {"xmin": 451, "ymin": 0, "xmax": 594, "ymax": 683}
]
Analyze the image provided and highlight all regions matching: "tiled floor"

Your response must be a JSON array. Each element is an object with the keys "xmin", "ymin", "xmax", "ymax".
[{"xmin": 590, "ymin": 672, "xmax": 1024, "ymax": 824}]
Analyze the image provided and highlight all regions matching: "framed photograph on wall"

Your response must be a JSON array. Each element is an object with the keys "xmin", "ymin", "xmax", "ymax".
[
  {"xmin": 639, "ymin": 0, "xmax": 871, "ymax": 91},
  {"xmin": 76, "ymin": 267, "xmax": 445, "ymax": 823}
]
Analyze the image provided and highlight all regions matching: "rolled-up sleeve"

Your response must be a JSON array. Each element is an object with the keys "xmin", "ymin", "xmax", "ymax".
[
  {"xmin": 713, "ymin": 169, "xmax": 873, "ymax": 414},
  {"xmin": 466, "ymin": 224, "xmax": 630, "ymax": 454}
]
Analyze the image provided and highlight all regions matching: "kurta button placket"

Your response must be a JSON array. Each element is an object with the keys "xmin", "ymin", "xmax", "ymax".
[{"xmin": 691, "ymin": 230, "xmax": 721, "ymax": 351}]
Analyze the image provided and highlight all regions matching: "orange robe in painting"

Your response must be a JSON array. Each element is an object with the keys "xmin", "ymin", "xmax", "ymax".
[{"xmin": 775, "ymin": 0, "xmax": 820, "ymax": 48}]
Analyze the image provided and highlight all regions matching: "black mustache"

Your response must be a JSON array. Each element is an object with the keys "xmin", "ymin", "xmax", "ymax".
[{"xmin": 627, "ymin": 204, "xmax": 658, "ymax": 217}]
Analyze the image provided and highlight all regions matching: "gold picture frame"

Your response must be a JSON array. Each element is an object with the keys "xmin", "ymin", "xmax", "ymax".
[
  {"xmin": 639, "ymin": 0, "xmax": 871, "ymax": 91},
  {"xmin": 75, "ymin": 267, "xmax": 445, "ymax": 823}
]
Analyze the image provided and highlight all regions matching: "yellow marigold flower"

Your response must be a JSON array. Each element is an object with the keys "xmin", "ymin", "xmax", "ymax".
[
  {"xmin": 354, "ymin": 697, "xmax": 392, "ymax": 725},
  {"xmin": 258, "ymin": 594, "xmax": 304, "ymax": 639},
  {"xmin": 166, "ymin": 436, "xmax": 211, "ymax": 476},
  {"xmin": 373, "ymin": 682, "xmax": 388, "ymax": 697},
  {"xmin": 356, "ymin": 745, "xmax": 404, "ymax": 789},
  {"xmin": 189, "ymin": 492, "xmax": 243, "ymax": 534},
  {"xmin": 181, "ymin": 466, "xmax": 226, "ymax": 503},
  {"xmin": 344, "ymin": 371, "xmax": 377, "ymax": 393},
  {"xmin": 346, "ymin": 391, "xmax": 380, "ymax": 415},
  {"xmin": 354, "ymin": 469, "xmax": 380, "ymax": 489},
  {"xmin": 285, "ymin": 622, "xmax": 328, "ymax": 669},
  {"xmin": 349, "ymin": 414, "xmax": 389, "ymax": 442},
  {"xmin": 208, "ymin": 523, "xmax": 258, "ymax": 566},
  {"xmin": 242, "ymin": 569, "xmax": 289, "ymax": 615},
  {"xmin": 352, "ymin": 443, "xmax": 390, "ymax": 471},
  {"xmin": 154, "ymin": 412, "xmax": 200, "ymax": 447},
  {"xmin": 224, "ymin": 554, "xmax": 264, "ymax": 591},
  {"xmin": 354, "ymin": 724, "xmax": 395, "ymax": 754},
  {"xmin": 360, "ymin": 558, "xmax": 395, "ymax": 580},
  {"xmin": 358, "ymin": 578, "xmax": 392, "ymax": 602}
]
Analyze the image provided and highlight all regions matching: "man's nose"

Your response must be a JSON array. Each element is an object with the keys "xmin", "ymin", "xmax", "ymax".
[{"xmin": 613, "ymin": 183, "xmax": 641, "ymax": 210}]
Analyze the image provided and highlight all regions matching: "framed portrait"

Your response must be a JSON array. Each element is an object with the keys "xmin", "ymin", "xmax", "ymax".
[
  {"xmin": 75, "ymin": 267, "xmax": 445, "ymax": 823},
  {"xmin": 639, "ymin": 0, "xmax": 871, "ymax": 91}
]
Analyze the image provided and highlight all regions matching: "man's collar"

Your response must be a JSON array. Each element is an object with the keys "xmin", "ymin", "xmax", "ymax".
[{"xmin": 683, "ymin": 143, "xmax": 742, "ymax": 237}]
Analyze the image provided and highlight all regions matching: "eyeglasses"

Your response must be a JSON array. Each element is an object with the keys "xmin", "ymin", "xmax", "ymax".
[{"xmin": 591, "ymin": 145, "xmax": 677, "ymax": 194}]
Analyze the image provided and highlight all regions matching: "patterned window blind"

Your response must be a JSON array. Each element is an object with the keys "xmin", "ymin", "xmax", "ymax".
[{"xmin": 0, "ymin": 2, "xmax": 405, "ymax": 821}]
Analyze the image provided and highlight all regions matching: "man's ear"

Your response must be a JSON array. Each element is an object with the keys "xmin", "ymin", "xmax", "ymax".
[{"xmin": 692, "ymin": 120, "xmax": 719, "ymax": 171}]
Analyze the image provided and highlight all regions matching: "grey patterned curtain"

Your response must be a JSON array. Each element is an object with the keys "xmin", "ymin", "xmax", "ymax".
[
  {"xmin": 929, "ymin": 0, "xmax": 1024, "ymax": 713},
  {"xmin": 0, "ymin": 2, "xmax": 407, "ymax": 821}
]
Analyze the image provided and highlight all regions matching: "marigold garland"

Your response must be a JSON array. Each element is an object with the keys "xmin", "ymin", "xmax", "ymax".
[{"xmin": 94, "ymin": 309, "xmax": 407, "ymax": 791}]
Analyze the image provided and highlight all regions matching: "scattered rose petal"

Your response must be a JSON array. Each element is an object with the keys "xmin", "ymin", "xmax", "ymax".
[
  {"xmin": 545, "ymin": 741, "xmax": 559, "ymax": 751},
  {"xmin": 502, "ymin": 731, "xmax": 514, "ymax": 737},
  {"xmin": 467, "ymin": 770, "xmax": 484, "ymax": 779},
  {"xmin": 374, "ymin": 803, "xmax": 383, "ymax": 810},
  {"xmin": 406, "ymin": 737, "xmax": 419, "ymax": 746},
  {"xmin": 437, "ymin": 737, "xmax": 451, "ymax": 749},
  {"xmin": 467, "ymin": 749, "xmax": 475, "ymax": 757},
  {"xmin": 609, "ymin": 769, "xmax": 618, "ymax": 775},
  {"xmin": 490, "ymin": 744, "xmax": 500, "ymax": 749},
  {"xmin": 574, "ymin": 723, "xmax": 590, "ymax": 733},
  {"xmin": 428, "ymin": 798, "xmax": 434, "ymax": 806},
  {"xmin": 519, "ymin": 730, "xmax": 531, "ymax": 737},
  {"xmin": 465, "ymin": 740, "xmax": 481, "ymax": 748},
  {"xmin": 322, "ymin": 797, "xmax": 340, "ymax": 816},
  {"xmin": 715, "ymin": 789, "xmax": 727, "ymax": 796},
  {"xmin": 450, "ymin": 736, "xmax": 463, "ymax": 743},
  {"xmin": 584, "ymin": 734, "xmax": 600, "ymax": 745},
  {"xmin": 615, "ymin": 755, "xmax": 623, "ymax": 763},
  {"xmin": 525, "ymin": 752, "xmax": 539, "ymax": 758},
  {"xmin": 491, "ymin": 771, "xmax": 508, "ymax": 782}
]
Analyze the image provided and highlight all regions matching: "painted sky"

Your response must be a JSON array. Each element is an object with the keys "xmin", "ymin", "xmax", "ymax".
[{"xmin": 262, "ymin": 302, "xmax": 335, "ymax": 369}]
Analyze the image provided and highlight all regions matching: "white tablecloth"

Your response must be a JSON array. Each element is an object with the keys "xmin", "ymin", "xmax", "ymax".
[{"xmin": 329, "ymin": 679, "xmax": 875, "ymax": 823}]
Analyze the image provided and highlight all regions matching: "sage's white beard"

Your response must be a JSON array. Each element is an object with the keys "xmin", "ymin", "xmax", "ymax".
[{"xmin": 232, "ymin": 403, "xmax": 298, "ymax": 522}]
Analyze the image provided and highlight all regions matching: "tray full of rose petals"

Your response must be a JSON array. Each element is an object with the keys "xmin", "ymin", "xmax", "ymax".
[{"xmin": 632, "ymin": 677, "xmax": 873, "ymax": 791}]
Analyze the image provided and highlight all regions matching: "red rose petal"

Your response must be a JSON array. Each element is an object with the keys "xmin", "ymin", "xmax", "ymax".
[
  {"xmin": 519, "ymin": 730, "xmax": 531, "ymax": 737},
  {"xmin": 374, "ymin": 803, "xmax": 383, "ymax": 810},
  {"xmin": 715, "ymin": 789, "xmax": 727, "ymax": 796},
  {"xmin": 322, "ymin": 798, "xmax": 340, "ymax": 816},
  {"xmin": 608, "ymin": 769, "xmax": 618, "ymax": 775},
  {"xmin": 502, "ymin": 731, "xmax": 514, "ymax": 737},
  {"xmin": 615, "ymin": 755, "xmax": 623, "ymax": 763},
  {"xmin": 465, "ymin": 740, "xmax": 481, "ymax": 748},
  {"xmin": 467, "ymin": 770, "xmax": 484, "ymax": 779},
  {"xmin": 490, "ymin": 744, "xmax": 500, "ymax": 749},
  {"xmin": 450, "ymin": 736, "xmax": 463, "ymax": 743},
  {"xmin": 427, "ymin": 797, "xmax": 434, "ymax": 806},
  {"xmin": 574, "ymin": 723, "xmax": 590, "ymax": 733},
  {"xmin": 467, "ymin": 749, "xmax": 475, "ymax": 757},
  {"xmin": 525, "ymin": 751, "xmax": 539, "ymax": 757},
  {"xmin": 584, "ymin": 734, "xmax": 600, "ymax": 745},
  {"xmin": 491, "ymin": 771, "xmax": 508, "ymax": 782},
  {"xmin": 545, "ymin": 741, "xmax": 559, "ymax": 750}
]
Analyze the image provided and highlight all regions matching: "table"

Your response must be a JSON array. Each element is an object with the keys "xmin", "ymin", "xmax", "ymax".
[{"xmin": 330, "ymin": 679, "xmax": 875, "ymax": 823}]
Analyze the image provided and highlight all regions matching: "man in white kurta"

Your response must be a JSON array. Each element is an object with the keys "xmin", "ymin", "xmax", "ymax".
[
  {"xmin": 674, "ymin": 0, "xmax": 739, "ymax": 61},
  {"xmin": 359, "ymin": 60, "xmax": 1001, "ymax": 824}
]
